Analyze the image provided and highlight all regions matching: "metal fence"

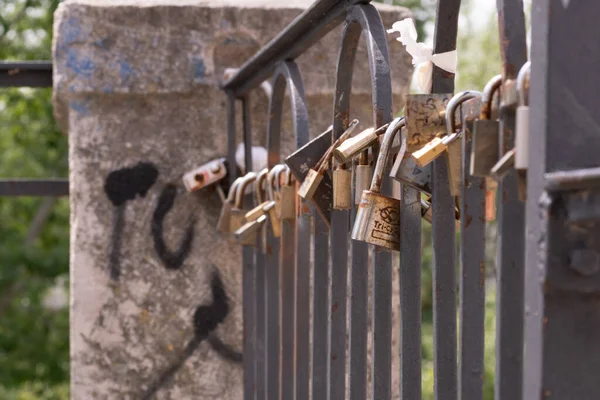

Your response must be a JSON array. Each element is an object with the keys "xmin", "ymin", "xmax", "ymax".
[{"xmin": 221, "ymin": 0, "xmax": 600, "ymax": 399}]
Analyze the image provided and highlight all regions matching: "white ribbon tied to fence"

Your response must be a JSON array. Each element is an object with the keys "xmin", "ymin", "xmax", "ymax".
[{"xmin": 387, "ymin": 18, "xmax": 457, "ymax": 93}]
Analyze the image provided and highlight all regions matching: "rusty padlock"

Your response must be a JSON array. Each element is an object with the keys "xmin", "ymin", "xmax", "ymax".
[
  {"xmin": 354, "ymin": 151, "xmax": 374, "ymax": 205},
  {"xmin": 280, "ymin": 167, "xmax": 297, "ymax": 220},
  {"xmin": 333, "ymin": 161, "xmax": 352, "ymax": 210},
  {"xmin": 351, "ymin": 117, "xmax": 404, "ymax": 251},
  {"xmin": 470, "ymin": 74, "xmax": 502, "ymax": 177},
  {"xmin": 389, "ymin": 117, "xmax": 433, "ymax": 195},
  {"xmin": 298, "ymin": 119, "xmax": 359, "ymax": 200},
  {"xmin": 245, "ymin": 168, "xmax": 270, "ymax": 222},
  {"xmin": 333, "ymin": 123, "xmax": 389, "ymax": 164},
  {"xmin": 230, "ymin": 172, "xmax": 257, "ymax": 233},
  {"xmin": 444, "ymin": 90, "xmax": 483, "ymax": 196},
  {"xmin": 216, "ymin": 177, "xmax": 243, "ymax": 233}
]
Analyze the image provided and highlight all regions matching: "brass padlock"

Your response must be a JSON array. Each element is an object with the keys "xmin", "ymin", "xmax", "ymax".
[
  {"xmin": 470, "ymin": 74, "xmax": 502, "ymax": 177},
  {"xmin": 333, "ymin": 123, "xmax": 388, "ymax": 164},
  {"xmin": 333, "ymin": 162, "xmax": 352, "ymax": 210},
  {"xmin": 245, "ymin": 168, "xmax": 270, "ymax": 222},
  {"xmin": 280, "ymin": 167, "xmax": 297, "ymax": 220},
  {"xmin": 230, "ymin": 172, "xmax": 257, "ymax": 233},
  {"xmin": 411, "ymin": 137, "xmax": 447, "ymax": 167},
  {"xmin": 298, "ymin": 119, "xmax": 359, "ymax": 200},
  {"xmin": 444, "ymin": 90, "xmax": 483, "ymax": 196},
  {"xmin": 216, "ymin": 177, "xmax": 243, "ymax": 233},
  {"xmin": 351, "ymin": 117, "xmax": 403, "ymax": 251},
  {"xmin": 235, "ymin": 214, "xmax": 267, "ymax": 246},
  {"xmin": 354, "ymin": 152, "xmax": 374, "ymax": 205},
  {"xmin": 389, "ymin": 118, "xmax": 432, "ymax": 195},
  {"xmin": 405, "ymin": 93, "xmax": 453, "ymax": 152},
  {"xmin": 266, "ymin": 165, "xmax": 285, "ymax": 237}
]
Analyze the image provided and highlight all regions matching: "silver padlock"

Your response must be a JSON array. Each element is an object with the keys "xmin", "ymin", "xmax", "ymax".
[
  {"xmin": 470, "ymin": 74, "xmax": 502, "ymax": 177},
  {"xmin": 333, "ymin": 162, "xmax": 352, "ymax": 210},
  {"xmin": 515, "ymin": 61, "xmax": 531, "ymax": 170},
  {"xmin": 352, "ymin": 117, "xmax": 404, "ymax": 251}
]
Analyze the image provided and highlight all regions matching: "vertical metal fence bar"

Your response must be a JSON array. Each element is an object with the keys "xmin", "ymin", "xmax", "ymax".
[
  {"xmin": 458, "ymin": 101, "xmax": 486, "ymax": 400},
  {"xmin": 265, "ymin": 228, "xmax": 281, "ymax": 400},
  {"xmin": 242, "ymin": 96, "xmax": 256, "ymax": 400},
  {"xmin": 399, "ymin": 184, "xmax": 422, "ymax": 400},
  {"xmin": 525, "ymin": 2, "xmax": 600, "ymax": 399},
  {"xmin": 312, "ymin": 214, "xmax": 330, "ymax": 400},
  {"xmin": 280, "ymin": 212, "xmax": 297, "ymax": 400},
  {"xmin": 494, "ymin": 2, "xmax": 527, "ymax": 399},
  {"xmin": 430, "ymin": 1, "xmax": 461, "ymax": 399},
  {"xmin": 296, "ymin": 203, "xmax": 311, "ymax": 400},
  {"xmin": 227, "ymin": 93, "xmax": 238, "ymax": 182},
  {"xmin": 255, "ymin": 235, "xmax": 267, "ymax": 400}
]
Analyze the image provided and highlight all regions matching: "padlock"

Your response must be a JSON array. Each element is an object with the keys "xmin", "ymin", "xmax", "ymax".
[
  {"xmin": 297, "ymin": 119, "xmax": 359, "ymax": 200},
  {"xmin": 333, "ymin": 162, "xmax": 352, "ymax": 210},
  {"xmin": 515, "ymin": 61, "xmax": 530, "ymax": 170},
  {"xmin": 280, "ymin": 167, "xmax": 297, "ymax": 220},
  {"xmin": 266, "ymin": 165, "xmax": 285, "ymax": 237},
  {"xmin": 182, "ymin": 158, "xmax": 228, "ymax": 192},
  {"xmin": 351, "ymin": 117, "xmax": 403, "ymax": 251},
  {"xmin": 354, "ymin": 152, "xmax": 374, "ymax": 204},
  {"xmin": 332, "ymin": 123, "xmax": 389, "ymax": 164},
  {"xmin": 485, "ymin": 178, "xmax": 497, "ymax": 221},
  {"xmin": 443, "ymin": 90, "xmax": 483, "ymax": 196},
  {"xmin": 405, "ymin": 93, "xmax": 453, "ymax": 152},
  {"xmin": 285, "ymin": 125, "xmax": 333, "ymax": 224},
  {"xmin": 229, "ymin": 172, "xmax": 257, "ymax": 233},
  {"xmin": 216, "ymin": 177, "xmax": 243, "ymax": 233},
  {"xmin": 235, "ymin": 214, "xmax": 267, "ymax": 246},
  {"xmin": 470, "ymin": 74, "xmax": 502, "ymax": 177},
  {"xmin": 411, "ymin": 137, "xmax": 447, "ymax": 167},
  {"xmin": 245, "ymin": 168, "xmax": 270, "ymax": 222}
]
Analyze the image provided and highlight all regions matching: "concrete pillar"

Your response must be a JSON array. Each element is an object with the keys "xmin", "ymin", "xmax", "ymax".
[{"xmin": 53, "ymin": 1, "xmax": 411, "ymax": 398}]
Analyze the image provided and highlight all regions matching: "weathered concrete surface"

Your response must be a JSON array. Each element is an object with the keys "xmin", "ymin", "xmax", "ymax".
[{"xmin": 54, "ymin": 0, "xmax": 412, "ymax": 398}]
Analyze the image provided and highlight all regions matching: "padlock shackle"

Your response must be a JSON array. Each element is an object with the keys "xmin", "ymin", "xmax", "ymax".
[
  {"xmin": 369, "ymin": 117, "xmax": 405, "ymax": 193},
  {"xmin": 234, "ymin": 172, "xmax": 257, "ymax": 209},
  {"xmin": 316, "ymin": 119, "xmax": 359, "ymax": 173},
  {"xmin": 283, "ymin": 166, "xmax": 294, "ymax": 186},
  {"xmin": 267, "ymin": 164, "xmax": 286, "ymax": 201},
  {"xmin": 226, "ymin": 177, "xmax": 244, "ymax": 204},
  {"xmin": 445, "ymin": 90, "xmax": 483, "ymax": 135},
  {"xmin": 255, "ymin": 168, "xmax": 269, "ymax": 204},
  {"xmin": 517, "ymin": 61, "xmax": 531, "ymax": 107},
  {"xmin": 480, "ymin": 74, "xmax": 503, "ymax": 120}
]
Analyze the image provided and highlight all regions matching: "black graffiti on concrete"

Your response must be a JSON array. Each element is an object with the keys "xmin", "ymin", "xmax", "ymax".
[
  {"xmin": 104, "ymin": 162, "xmax": 159, "ymax": 280},
  {"xmin": 151, "ymin": 184, "xmax": 196, "ymax": 270},
  {"xmin": 141, "ymin": 270, "xmax": 242, "ymax": 400}
]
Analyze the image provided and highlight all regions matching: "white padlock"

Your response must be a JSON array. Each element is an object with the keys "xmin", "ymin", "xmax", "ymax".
[{"xmin": 515, "ymin": 61, "xmax": 531, "ymax": 170}]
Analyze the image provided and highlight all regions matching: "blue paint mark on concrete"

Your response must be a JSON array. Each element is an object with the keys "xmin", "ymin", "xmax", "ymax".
[
  {"xmin": 192, "ymin": 57, "xmax": 205, "ymax": 81},
  {"xmin": 56, "ymin": 17, "xmax": 87, "ymax": 61},
  {"xmin": 69, "ymin": 99, "xmax": 90, "ymax": 116},
  {"xmin": 119, "ymin": 61, "xmax": 136, "ymax": 82},
  {"xmin": 66, "ymin": 48, "xmax": 96, "ymax": 78}
]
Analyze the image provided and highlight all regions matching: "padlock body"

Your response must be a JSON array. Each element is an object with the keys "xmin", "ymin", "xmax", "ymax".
[
  {"xmin": 470, "ymin": 119, "xmax": 500, "ymax": 177},
  {"xmin": 298, "ymin": 169, "xmax": 323, "ymax": 200},
  {"xmin": 235, "ymin": 215, "xmax": 266, "ymax": 246},
  {"xmin": 217, "ymin": 203, "xmax": 233, "ymax": 233},
  {"xmin": 411, "ymin": 137, "xmax": 447, "ymax": 167},
  {"xmin": 405, "ymin": 93, "xmax": 453, "ymax": 152},
  {"xmin": 446, "ymin": 140, "xmax": 463, "ymax": 196},
  {"xmin": 245, "ymin": 201, "xmax": 270, "ymax": 222},
  {"xmin": 264, "ymin": 202, "xmax": 281, "ymax": 238},
  {"xmin": 280, "ymin": 185, "xmax": 297, "ymax": 220},
  {"xmin": 229, "ymin": 209, "xmax": 246, "ymax": 233},
  {"xmin": 333, "ymin": 128, "xmax": 378, "ymax": 164},
  {"xmin": 389, "ymin": 156, "xmax": 432, "ymax": 195},
  {"xmin": 355, "ymin": 164, "xmax": 374, "ymax": 204},
  {"xmin": 333, "ymin": 168, "xmax": 352, "ymax": 210},
  {"xmin": 351, "ymin": 190, "xmax": 400, "ymax": 251},
  {"xmin": 515, "ymin": 105, "xmax": 529, "ymax": 170}
]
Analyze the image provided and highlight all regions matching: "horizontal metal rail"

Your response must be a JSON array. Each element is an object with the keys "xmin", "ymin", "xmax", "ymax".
[
  {"xmin": 0, "ymin": 61, "xmax": 52, "ymax": 88},
  {"xmin": 0, "ymin": 179, "xmax": 69, "ymax": 197},
  {"xmin": 220, "ymin": 0, "xmax": 368, "ymax": 97}
]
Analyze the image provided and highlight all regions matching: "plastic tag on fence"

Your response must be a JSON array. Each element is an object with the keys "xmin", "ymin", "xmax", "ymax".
[{"xmin": 387, "ymin": 18, "xmax": 457, "ymax": 93}]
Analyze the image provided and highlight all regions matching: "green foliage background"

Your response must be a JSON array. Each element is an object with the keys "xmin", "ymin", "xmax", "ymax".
[{"xmin": 0, "ymin": 0, "xmax": 504, "ymax": 398}]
